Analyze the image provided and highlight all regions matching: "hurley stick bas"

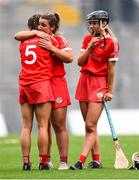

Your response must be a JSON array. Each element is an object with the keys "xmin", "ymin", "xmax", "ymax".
[{"xmin": 103, "ymin": 100, "xmax": 129, "ymax": 169}]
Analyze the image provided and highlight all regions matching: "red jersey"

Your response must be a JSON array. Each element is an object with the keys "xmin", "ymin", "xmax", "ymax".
[
  {"xmin": 19, "ymin": 36, "xmax": 58, "ymax": 85},
  {"xmin": 51, "ymin": 34, "xmax": 72, "ymax": 77},
  {"xmin": 80, "ymin": 34, "xmax": 119, "ymax": 76}
]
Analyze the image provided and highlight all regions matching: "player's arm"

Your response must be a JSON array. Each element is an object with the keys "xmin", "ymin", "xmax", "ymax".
[
  {"xmin": 78, "ymin": 36, "xmax": 100, "ymax": 66},
  {"xmin": 104, "ymin": 61, "xmax": 116, "ymax": 101},
  {"xmin": 14, "ymin": 30, "xmax": 49, "ymax": 41},
  {"xmin": 38, "ymin": 39, "xmax": 73, "ymax": 63},
  {"xmin": 51, "ymin": 47, "xmax": 73, "ymax": 63},
  {"xmin": 77, "ymin": 48, "xmax": 92, "ymax": 66}
]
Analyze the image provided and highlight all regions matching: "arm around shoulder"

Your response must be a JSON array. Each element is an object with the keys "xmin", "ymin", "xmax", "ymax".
[{"xmin": 14, "ymin": 30, "xmax": 37, "ymax": 41}]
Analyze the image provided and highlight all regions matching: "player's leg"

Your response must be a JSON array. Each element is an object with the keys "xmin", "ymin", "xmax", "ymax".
[
  {"xmin": 35, "ymin": 102, "xmax": 52, "ymax": 170},
  {"xmin": 70, "ymin": 102, "xmax": 103, "ymax": 170},
  {"xmin": 20, "ymin": 103, "xmax": 35, "ymax": 170},
  {"xmin": 47, "ymin": 119, "xmax": 53, "ymax": 168},
  {"xmin": 51, "ymin": 106, "xmax": 69, "ymax": 170},
  {"xmin": 79, "ymin": 102, "xmax": 102, "ymax": 168},
  {"xmin": 88, "ymin": 134, "xmax": 102, "ymax": 168}
]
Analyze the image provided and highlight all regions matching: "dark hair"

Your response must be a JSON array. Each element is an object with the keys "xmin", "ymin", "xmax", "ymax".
[
  {"xmin": 41, "ymin": 12, "xmax": 60, "ymax": 34},
  {"xmin": 27, "ymin": 14, "xmax": 41, "ymax": 30}
]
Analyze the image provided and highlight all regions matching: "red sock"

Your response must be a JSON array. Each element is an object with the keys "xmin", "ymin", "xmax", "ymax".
[
  {"xmin": 23, "ymin": 156, "xmax": 30, "ymax": 164},
  {"xmin": 46, "ymin": 155, "xmax": 51, "ymax": 162},
  {"xmin": 40, "ymin": 154, "xmax": 47, "ymax": 165},
  {"xmin": 60, "ymin": 156, "xmax": 68, "ymax": 163},
  {"xmin": 92, "ymin": 154, "xmax": 100, "ymax": 162},
  {"xmin": 79, "ymin": 155, "xmax": 86, "ymax": 164}
]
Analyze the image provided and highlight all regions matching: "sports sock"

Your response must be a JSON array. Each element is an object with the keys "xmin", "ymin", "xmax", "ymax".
[
  {"xmin": 23, "ymin": 156, "xmax": 30, "ymax": 164},
  {"xmin": 60, "ymin": 156, "xmax": 68, "ymax": 163},
  {"xmin": 40, "ymin": 154, "xmax": 47, "ymax": 165},
  {"xmin": 92, "ymin": 154, "xmax": 100, "ymax": 162},
  {"xmin": 46, "ymin": 155, "xmax": 51, "ymax": 162},
  {"xmin": 79, "ymin": 155, "xmax": 86, "ymax": 164}
]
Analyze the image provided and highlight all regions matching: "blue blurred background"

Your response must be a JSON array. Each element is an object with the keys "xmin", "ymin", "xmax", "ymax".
[{"xmin": 0, "ymin": 0, "xmax": 139, "ymax": 135}]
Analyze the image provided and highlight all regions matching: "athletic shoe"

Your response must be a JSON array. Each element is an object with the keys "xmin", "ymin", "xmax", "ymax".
[
  {"xmin": 39, "ymin": 163, "xmax": 50, "ymax": 170},
  {"xmin": 47, "ymin": 161, "xmax": 53, "ymax": 169},
  {"xmin": 70, "ymin": 161, "xmax": 83, "ymax": 170},
  {"xmin": 58, "ymin": 162, "xmax": 69, "ymax": 170},
  {"xmin": 128, "ymin": 165, "xmax": 138, "ymax": 170},
  {"xmin": 87, "ymin": 161, "xmax": 102, "ymax": 169},
  {"xmin": 22, "ymin": 163, "xmax": 31, "ymax": 170}
]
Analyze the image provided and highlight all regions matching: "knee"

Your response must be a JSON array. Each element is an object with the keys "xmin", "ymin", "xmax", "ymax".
[
  {"xmin": 53, "ymin": 122, "xmax": 66, "ymax": 133},
  {"xmin": 37, "ymin": 120, "xmax": 48, "ymax": 129},
  {"xmin": 85, "ymin": 123, "xmax": 96, "ymax": 133},
  {"xmin": 23, "ymin": 124, "xmax": 33, "ymax": 132}
]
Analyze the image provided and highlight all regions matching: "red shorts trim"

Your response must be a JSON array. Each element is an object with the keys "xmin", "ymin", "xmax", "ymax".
[
  {"xmin": 51, "ymin": 76, "xmax": 71, "ymax": 109},
  {"xmin": 75, "ymin": 72, "xmax": 107, "ymax": 102},
  {"xmin": 19, "ymin": 80, "xmax": 54, "ymax": 104}
]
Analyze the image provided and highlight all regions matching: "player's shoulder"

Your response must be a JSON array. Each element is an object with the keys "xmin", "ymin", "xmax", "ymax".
[
  {"xmin": 54, "ymin": 34, "xmax": 66, "ymax": 41},
  {"xmin": 106, "ymin": 34, "xmax": 119, "ymax": 44},
  {"xmin": 54, "ymin": 34, "xmax": 69, "ymax": 46},
  {"xmin": 83, "ymin": 34, "xmax": 92, "ymax": 40},
  {"xmin": 21, "ymin": 36, "xmax": 39, "ymax": 44},
  {"xmin": 82, "ymin": 34, "xmax": 92, "ymax": 45},
  {"xmin": 106, "ymin": 35, "xmax": 119, "ymax": 52}
]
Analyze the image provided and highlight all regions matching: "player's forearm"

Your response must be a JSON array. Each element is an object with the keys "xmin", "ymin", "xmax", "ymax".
[
  {"xmin": 107, "ymin": 73, "xmax": 114, "ymax": 94},
  {"xmin": 14, "ymin": 30, "xmax": 37, "ymax": 41},
  {"xmin": 77, "ymin": 48, "xmax": 91, "ymax": 66},
  {"xmin": 51, "ymin": 47, "xmax": 73, "ymax": 63},
  {"xmin": 107, "ymin": 62, "xmax": 116, "ymax": 93}
]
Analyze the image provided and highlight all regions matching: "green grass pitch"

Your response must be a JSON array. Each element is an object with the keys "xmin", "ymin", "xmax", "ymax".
[{"xmin": 0, "ymin": 134, "xmax": 139, "ymax": 179}]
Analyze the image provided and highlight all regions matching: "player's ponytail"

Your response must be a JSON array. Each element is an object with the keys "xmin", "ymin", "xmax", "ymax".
[{"xmin": 53, "ymin": 12, "xmax": 60, "ymax": 34}]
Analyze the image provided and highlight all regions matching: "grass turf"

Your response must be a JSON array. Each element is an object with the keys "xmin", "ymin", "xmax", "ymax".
[{"xmin": 0, "ymin": 134, "xmax": 139, "ymax": 179}]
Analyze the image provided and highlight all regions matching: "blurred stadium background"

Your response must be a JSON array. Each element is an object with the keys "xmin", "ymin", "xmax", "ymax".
[{"xmin": 0, "ymin": 0, "xmax": 139, "ymax": 136}]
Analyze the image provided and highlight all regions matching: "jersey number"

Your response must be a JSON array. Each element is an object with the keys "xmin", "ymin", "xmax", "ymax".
[{"xmin": 25, "ymin": 45, "xmax": 37, "ymax": 64}]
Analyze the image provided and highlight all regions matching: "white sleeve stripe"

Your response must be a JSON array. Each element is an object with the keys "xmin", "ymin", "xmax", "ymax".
[
  {"xmin": 108, "ymin": 58, "xmax": 119, "ymax": 61},
  {"xmin": 81, "ymin": 48, "xmax": 85, "ymax": 52},
  {"xmin": 110, "ymin": 37, "xmax": 119, "ymax": 54},
  {"xmin": 62, "ymin": 47, "xmax": 72, "ymax": 51},
  {"xmin": 59, "ymin": 35, "xmax": 68, "ymax": 47}
]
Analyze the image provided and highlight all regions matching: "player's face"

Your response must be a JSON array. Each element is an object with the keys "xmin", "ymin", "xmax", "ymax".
[
  {"xmin": 38, "ymin": 18, "xmax": 54, "ymax": 35},
  {"xmin": 88, "ymin": 20, "xmax": 101, "ymax": 35}
]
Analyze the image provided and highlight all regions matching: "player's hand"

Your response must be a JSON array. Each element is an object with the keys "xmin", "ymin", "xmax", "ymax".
[
  {"xmin": 33, "ymin": 30, "xmax": 50, "ymax": 40},
  {"xmin": 103, "ymin": 92, "xmax": 113, "ymax": 101},
  {"xmin": 38, "ymin": 38, "xmax": 54, "ymax": 51},
  {"xmin": 88, "ymin": 36, "xmax": 101, "ymax": 50}
]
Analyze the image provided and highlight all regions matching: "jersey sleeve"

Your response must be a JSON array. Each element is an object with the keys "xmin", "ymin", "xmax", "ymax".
[
  {"xmin": 81, "ymin": 35, "xmax": 92, "ymax": 51},
  {"xmin": 108, "ymin": 38, "xmax": 119, "ymax": 62},
  {"xmin": 55, "ymin": 35, "xmax": 72, "ymax": 51}
]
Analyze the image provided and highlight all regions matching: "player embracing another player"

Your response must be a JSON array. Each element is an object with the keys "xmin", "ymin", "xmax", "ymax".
[{"xmin": 15, "ymin": 13, "xmax": 73, "ymax": 171}]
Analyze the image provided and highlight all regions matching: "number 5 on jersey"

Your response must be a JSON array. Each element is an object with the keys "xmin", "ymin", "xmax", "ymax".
[{"xmin": 25, "ymin": 45, "xmax": 37, "ymax": 65}]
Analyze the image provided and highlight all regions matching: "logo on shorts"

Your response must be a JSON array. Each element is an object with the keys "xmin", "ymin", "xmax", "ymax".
[
  {"xmin": 56, "ymin": 97, "xmax": 63, "ymax": 104},
  {"xmin": 97, "ymin": 92, "xmax": 103, "ymax": 98}
]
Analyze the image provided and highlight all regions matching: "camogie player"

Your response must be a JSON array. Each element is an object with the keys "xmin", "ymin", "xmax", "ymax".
[
  {"xmin": 38, "ymin": 13, "xmax": 72, "ymax": 170},
  {"xmin": 16, "ymin": 14, "xmax": 58, "ymax": 171},
  {"xmin": 15, "ymin": 13, "xmax": 73, "ymax": 170},
  {"xmin": 70, "ymin": 10, "xmax": 119, "ymax": 170}
]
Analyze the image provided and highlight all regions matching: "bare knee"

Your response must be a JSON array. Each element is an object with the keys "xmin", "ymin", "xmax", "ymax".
[
  {"xmin": 52, "ymin": 121, "xmax": 66, "ymax": 133},
  {"xmin": 22, "ymin": 124, "xmax": 33, "ymax": 133},
  {"xmin": 37, "ymin": 122, "xmax": 47, "ymax": 130},
  {"xmin": 85, "ymin": 123, "xmax": 96, "ymax": 133}
]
